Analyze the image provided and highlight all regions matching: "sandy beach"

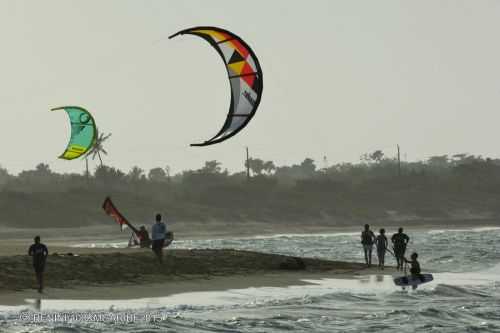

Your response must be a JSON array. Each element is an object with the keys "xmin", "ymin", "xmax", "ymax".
[{"xmin": 0, "ymin": 248, "xmax": 394, "ymax": 306}]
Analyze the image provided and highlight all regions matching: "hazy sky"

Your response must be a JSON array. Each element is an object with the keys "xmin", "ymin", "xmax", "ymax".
[{"xmin": 0, "ymin": 0, "xmax": 499, "ymax": 175}]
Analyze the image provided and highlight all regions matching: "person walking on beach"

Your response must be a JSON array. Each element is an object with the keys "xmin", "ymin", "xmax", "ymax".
[
  {"xmin": 391, "ymin": 227, "xmax": 410, "ymax": 270},
  {"xmin": 361, "ymin": 224, "xmax": 376, "ymax": 267},
  {"xmin": 28, "ymin": 236, "xmax": 48, "ymax": 293},
  {"xmin": 151, "ymin": 213, "xmax": 166, "ymax": 263},
  {"xmin": 375, "ymin": 228, "xmax": 388, "ymax": 270}
]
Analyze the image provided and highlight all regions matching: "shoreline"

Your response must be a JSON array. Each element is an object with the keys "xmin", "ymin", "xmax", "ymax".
[
  {"xmin": 0, "ymin": 249, "xmax": 395, "ymax": 306},
  {"xmin": 0, "ymin": 269, "xmax": 392, "ymax": 307},
  {"xmin": 1, "ymin": 221, "xmax": 499, "ymax": 256},
  {"xmin": 1, "ymin": 223, "xmax": 497, "ymax": 307}
]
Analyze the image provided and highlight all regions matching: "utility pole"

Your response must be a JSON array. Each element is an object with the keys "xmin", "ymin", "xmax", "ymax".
[
  {"xmin": 246, "ymin": 147, "xmax": 250, "ymax": 181},
  {"xmin": 397, "ymin": 144, "xmax": 401, "ymax": 177},
  {"xmin": 165, "ymin": 165, "xmax": 171, "ymax": 183}
]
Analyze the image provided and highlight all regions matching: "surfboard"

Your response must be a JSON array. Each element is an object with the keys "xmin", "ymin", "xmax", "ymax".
[{"xmin": 393, "ymin": 274, "xmax": 433, "ymax": 287}]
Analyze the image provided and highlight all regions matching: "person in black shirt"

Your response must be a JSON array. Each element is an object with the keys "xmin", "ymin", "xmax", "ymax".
[
  {"xmin": 28, "ymin": 236, "xmax": 48, "ymax": 293},
  {"xmin": 391, "ymin": 227, "xmax": 410, "ymax": 271},
  {"xmin": 405, "ymin": 252, "xmax": 424, "ymax": 282},
  {"xmin": 360, "ymin": 224, "xmax": 376, "ymax": 267},
  {"xmin": 375, "ymin": 228, "xmax": 388, "ymax": 270}
]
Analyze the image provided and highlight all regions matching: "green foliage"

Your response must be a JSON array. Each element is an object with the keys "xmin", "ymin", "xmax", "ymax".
[
  {"xmin": 245, "ymin": 158, "xmax": 276, "ymax": 175},
  {"xmin": 148, "ymin": 167, "xmax": 167, "ymax": 182},
  {"xmin": 2, "ymin": 152, "xmax": 500, "ymax": 228}
]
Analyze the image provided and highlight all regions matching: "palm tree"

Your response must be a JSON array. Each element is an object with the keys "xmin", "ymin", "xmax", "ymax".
[{"xmin": 87, "ymin": 131, "xmax": 112, "ymax": 168}]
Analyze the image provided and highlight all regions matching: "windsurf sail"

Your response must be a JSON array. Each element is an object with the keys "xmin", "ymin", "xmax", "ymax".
[
  {"xmin": 169, "ymin": 26, "xmax": 263, "ymax": 146},
  {"xmin": 51, "ymin": 106, "xmax": 97, "ymax": 160}
]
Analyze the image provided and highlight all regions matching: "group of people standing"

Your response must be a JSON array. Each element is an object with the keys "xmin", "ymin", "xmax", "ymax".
[{"xmin": 361, "ymin": 224, "xmax": 410, "ymax": 270}]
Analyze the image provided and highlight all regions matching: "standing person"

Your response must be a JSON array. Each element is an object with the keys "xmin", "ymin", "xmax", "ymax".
[
  {"xmin": 361, "ymin": 224, "xmax": 376, "ymax": 267},
  {"xmin": 375, "ymin": 228, "xmax": 388, "ymax": 270},
  {"xmin": 151, "ymin": 213, "xmax": 166, "ymax": 263},
  {"xmin": 28, "ymin": 236, "xmax": 48, "ymax": 293},
  {"xmin": 391, "ymin": 227, "xmax": 410, "ymax": 270}
]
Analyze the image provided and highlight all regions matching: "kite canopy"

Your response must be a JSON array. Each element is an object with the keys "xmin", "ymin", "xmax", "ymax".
[
  {"xmin": 169, "ymin": 26, "xmax": 263, "ymax": 146},
  {"xmin": 51, "ymin": 106, "xmax": 97, "ymax": 160},
  {"xmin": 102, "ymin": 197, "xmax": 135, "ymax": 232}
]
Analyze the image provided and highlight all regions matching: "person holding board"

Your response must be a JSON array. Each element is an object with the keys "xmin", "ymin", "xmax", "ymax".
[{"xmin": 151, "ymin": 213, "xmax": 167, "ymax": 263}]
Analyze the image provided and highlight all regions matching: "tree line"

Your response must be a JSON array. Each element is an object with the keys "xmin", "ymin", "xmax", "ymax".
[{"xmin": 1, "ymin": 151, "xmax": 500, "ymax": 228}]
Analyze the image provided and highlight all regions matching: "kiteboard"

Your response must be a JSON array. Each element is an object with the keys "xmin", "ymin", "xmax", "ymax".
[{"xmin": 394, "ymin": 274, "xmax": 433, "ymax": 287}]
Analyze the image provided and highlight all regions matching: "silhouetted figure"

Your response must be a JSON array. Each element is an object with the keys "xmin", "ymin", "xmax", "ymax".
[
  {"xmin": 404, "ymin": 252, "xmax": 425, "ymax": 287},
  {"xmin": 361, "ymin": 224, "xmax": 376, "ymax": 267},
  {"xmin": 375, "ymin": 228, "xmax": 388, "ymax": 270},
  {"xmin": 151, "ymin": 214, "xmax": 166, "ymax": 263},
  {"xmin": 391, "ymin": 227, "xmax": 409, "ymax": 270},
  {"xmin": 137, "ymin": 225, "xmax": 151, "ymax": 248},
  {"xmin": 28, "ymin": 236, "xmax": 48, "ymax": 293}
]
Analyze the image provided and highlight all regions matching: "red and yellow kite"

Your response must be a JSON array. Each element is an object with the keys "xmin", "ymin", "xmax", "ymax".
[{"xmin": 169, "ymin": 26, "xmax": 263, "ymax": 146}]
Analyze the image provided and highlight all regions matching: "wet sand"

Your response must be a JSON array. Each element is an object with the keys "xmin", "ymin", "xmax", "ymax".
[
  {"xmin": 0, "ymin": 249, "xmax": 395, "ymax": 306},
  {"xmin": 0, "ymin": 270, "xmax": 396, "ymax": 307}
]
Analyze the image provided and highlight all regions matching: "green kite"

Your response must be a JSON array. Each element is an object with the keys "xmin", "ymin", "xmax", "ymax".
[{"xmin": 51, "ymin": 106, "xmax": 97, "ymax": 160}]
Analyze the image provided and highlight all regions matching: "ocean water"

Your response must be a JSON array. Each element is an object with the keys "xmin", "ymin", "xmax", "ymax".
[{"xmin": 1, "ymin": 227, "xmax": 500, "ymax": 332}]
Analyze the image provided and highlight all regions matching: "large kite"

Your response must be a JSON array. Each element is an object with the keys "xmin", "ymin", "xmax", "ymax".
[
  {"xmin": 51, "ymin": 106, "xmax": 97, "ymax": 160},
  {"xmin": 169, "ymin": 26, "xmax": 263, "ymax": 146}
]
